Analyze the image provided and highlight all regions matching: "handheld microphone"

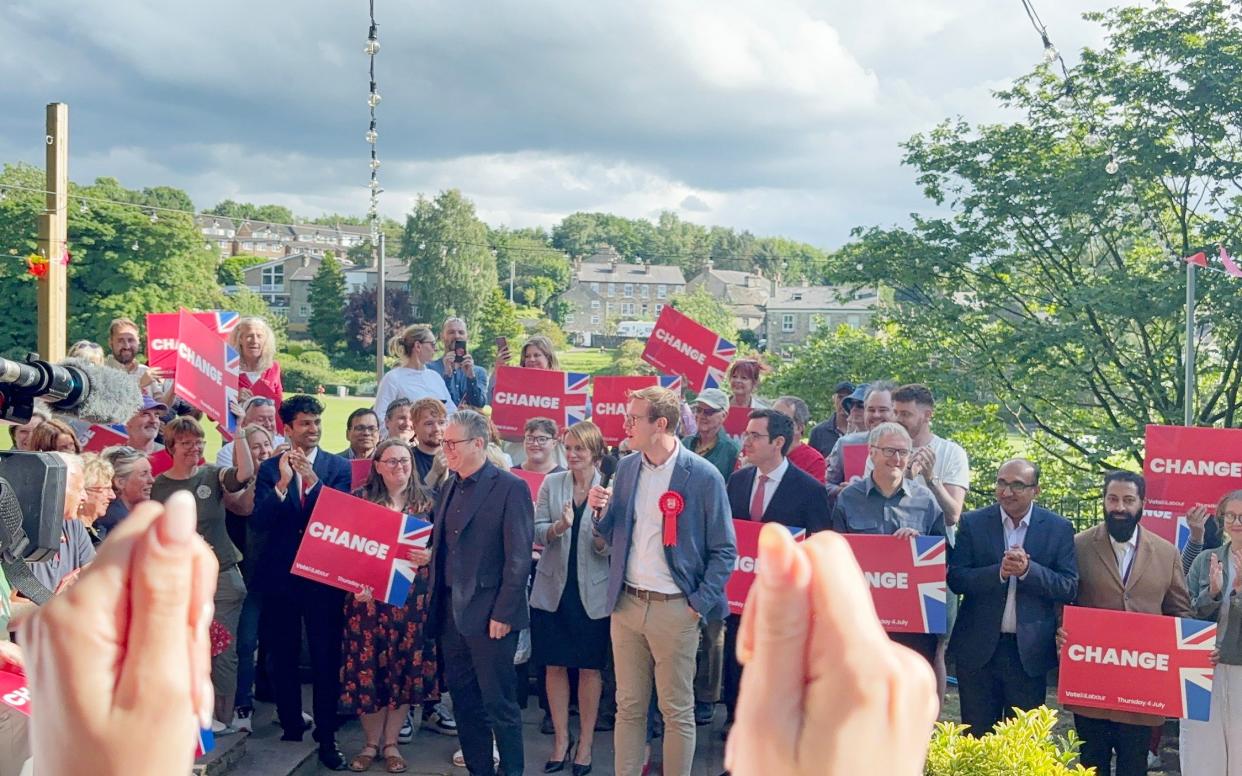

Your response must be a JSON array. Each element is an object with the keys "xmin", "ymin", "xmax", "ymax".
[
  {"xmin": 594, "ymin": 453, "xmax": 619, "ymax": 521},
  {"xmin": 0, "ymin": 354, "xmax": 142, "ymax": 425}
]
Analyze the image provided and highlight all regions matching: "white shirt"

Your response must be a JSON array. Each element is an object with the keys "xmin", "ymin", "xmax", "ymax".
[
  {"xmin": 216, "ymin": 434, "xmax": 286, "ymax": 468},
  {"xmin": 1110, "ymin": 526, "xmax": 1139, "ymax": 583},
  {"xmin": 748, "ymin": 458, "xmax": 789, "ymax": 518},
  {"xmin": 624, "ymin": 440, "xmax": 682, "ymax": 594},
  {"xmin": 1000, "ymin": 505, "xmax": 1033, "ymax": 634},
  {"xmin": 864, "ymin": 434, "xmax": 971, "ymax": 488},
  {"xmin": 374, "ymin": 366, "xmax": 457, "ymax": 426}
]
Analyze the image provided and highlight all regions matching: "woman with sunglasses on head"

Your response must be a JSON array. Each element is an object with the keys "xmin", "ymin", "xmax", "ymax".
[
  {"xmin": 340, "ymin": 439, "xmax": 438, "ymax": 774},
  {"xmin": 1181, "ymin": 489, "xmax": 1242, "ymax": 775},
  {"xmin": 229, "ymin": 316, "xmax": 285, "ymax": 429}
]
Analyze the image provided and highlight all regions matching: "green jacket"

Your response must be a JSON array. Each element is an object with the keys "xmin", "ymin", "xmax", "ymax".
[{"xmin": 681, "ymin": 433, "xmax": 740, "ymax": 484}]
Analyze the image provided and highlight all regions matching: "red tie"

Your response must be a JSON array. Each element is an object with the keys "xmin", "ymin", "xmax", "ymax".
[{"xmin": 749, "ymin": 474, "xmax": 768, "ymax": 521}]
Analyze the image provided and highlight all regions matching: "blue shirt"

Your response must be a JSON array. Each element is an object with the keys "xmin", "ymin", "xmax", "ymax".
[
  {"xmin": 427, "ymin": 359, "xmax": 489, "ymax": 408},
  {"xmin": 830, "ymin": 475, "xmax": 945, "ymax": 536}
]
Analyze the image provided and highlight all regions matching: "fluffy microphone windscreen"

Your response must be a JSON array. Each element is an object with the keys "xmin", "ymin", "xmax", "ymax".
[{"xmin": 61, "ymin": 357, "xmax": 143, "ymax": 424}]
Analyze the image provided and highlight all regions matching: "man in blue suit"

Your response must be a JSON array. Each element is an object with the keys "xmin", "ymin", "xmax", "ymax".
[
  {"xmin": 589, "ymin": 385, "xmax": 736, "ymax": 776},
  {"xmin": 947, "ymin": 458, "xmax": 1078, "ymax": 736},
  {"xmin": 251, "ymin": 395, "xmax": 353, "ymax": 770}
]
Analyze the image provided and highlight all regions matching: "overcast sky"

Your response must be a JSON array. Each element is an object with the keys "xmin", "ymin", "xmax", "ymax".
[{"xmin": 0, "ymin": 0, "xmax": 1152, "ymax": 249}]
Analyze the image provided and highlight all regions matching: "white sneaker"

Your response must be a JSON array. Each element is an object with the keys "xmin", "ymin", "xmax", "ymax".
[
  {"xmin": 230, "ymin": 707, "xmax": 253, "ymax": 734},
  {"xmin": 211, "ymin": 719, "xmax": 238, "ymax": 736},
  {"xmin": 1147, "ymin": 751, "xmax": 1161, "ymax": 769},
  {"xmin": 452, "ymin": 743, "xmax": 499, "ymax": 769},
  {"xmin": 301, "ymin": 711, "xmax": 314, "ymax": 727}
]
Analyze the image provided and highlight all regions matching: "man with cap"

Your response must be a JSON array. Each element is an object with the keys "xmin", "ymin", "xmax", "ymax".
[
  {"xmin": 123, "ymin": 395, "xmax": 168, "ymax": 456},
  {"xmin": 826, "ymin": 381, "xmax": 897, "ymax": 497},
  {"xmin": 809, "ymin": 381, "xmax": 855, "ymax": 458},
  {"xmin": 681, "ymin": 388, "xmax": 739, "ymax": 482},
  {"xmin": 680, "ymin": 387, "xmax": 739, "ymax": 727}
]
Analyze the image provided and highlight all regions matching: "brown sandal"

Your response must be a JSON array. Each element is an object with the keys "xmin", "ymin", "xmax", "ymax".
[
  {"xmin": 383, "ymin": 745, "xmax": 407, "ymax": 773},
  {"xmin": 349, "ymin": 743, "xmax": 379, "ymax": 772}
]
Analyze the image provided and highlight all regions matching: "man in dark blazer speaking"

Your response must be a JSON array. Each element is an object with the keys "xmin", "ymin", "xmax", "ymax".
[
  {"xmin": 251, "ymin": 395, "xmax": 353, "ymax": 770},
  {"xmin": 411, "ymin": 409, "xmax": 533, "ymax": 776},
  {"xmin": 947, "ymin": 458, "xmax": 1078, "ymax": 736}
]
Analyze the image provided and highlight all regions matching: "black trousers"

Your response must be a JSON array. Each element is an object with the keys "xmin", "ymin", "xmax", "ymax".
[
  {"xmin": 260, "ymin": 586, "xmax": 345, "ymax": 744},
  {"xmin": 1073, "ymin": 714, "xmax": 1151, "ymax": 776},
  {"xmin": 889, "ymin": 632, "xmax": 938, "ymax": 664},
  {"xmin": 442, "ymin": 611, "xmax": 524, "ymax": 776},
  {"xmin": 956, "ymin": 634, "xmax": 1047, "ymax": 736},
  {"xmin": 722, "ymin": 614, "xmax": 743, "ymax": 718}
]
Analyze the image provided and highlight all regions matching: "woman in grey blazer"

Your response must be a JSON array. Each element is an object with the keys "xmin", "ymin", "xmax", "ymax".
[{"xmin": 531, "ymin": 421, "xmax": 611, "ymax": 775}]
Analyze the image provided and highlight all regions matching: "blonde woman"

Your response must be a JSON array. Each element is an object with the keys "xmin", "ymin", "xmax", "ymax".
[
  {"xmin": 67, "ymin": 340, "xmax": 105, "ymax": 365},
  {"xmin": 229, "ymin": 316, "xmax": 284, "ymax": 427},
  {"xmin": 78, "ymin": 453, "xmax": 115, "ymax": 546},
  {"xmin": 375, "ymin": 325, "xmax": 456, "ymax": 423},
  {"xmin": 520, "ymin": 336, "xmax": 560, "ymax": 370}
]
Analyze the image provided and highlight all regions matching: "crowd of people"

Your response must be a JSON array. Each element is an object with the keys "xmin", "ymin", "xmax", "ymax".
[{"xmin": 0, "ymin": 312, "xmax": 1238, "ymax": 776}]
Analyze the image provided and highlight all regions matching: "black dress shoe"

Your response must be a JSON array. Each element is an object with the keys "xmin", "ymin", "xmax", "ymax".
[
  {"xmin": 572, "ymin": 763, "xmax": 592, "ymax": 776},
  {"xmin": 318, "ymin": 744, "xmax": 348, "ymax": 771},
  {"xmin": 279, "ymin": 725, "xmax": 307, "ymax": 742},
  {"xmin": 543, "ymin": 738, "xmax": 574, "ymax": 773},
  {"xmin": 594, "ymin": 714, "xmax": 615, "ymax": 732}
]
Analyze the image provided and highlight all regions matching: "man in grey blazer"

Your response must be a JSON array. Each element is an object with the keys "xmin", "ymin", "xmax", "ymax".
[{"xmin": 589, "ymin": 385, "xmax": 737, "ymax": 776}]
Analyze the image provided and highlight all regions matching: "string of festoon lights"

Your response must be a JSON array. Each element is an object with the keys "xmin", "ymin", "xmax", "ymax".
[{"xmin": 365, "ymin": 0, "xmax": 381, "ymax": 249}]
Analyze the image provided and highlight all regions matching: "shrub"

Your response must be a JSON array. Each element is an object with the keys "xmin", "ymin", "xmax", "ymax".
[
  {"xmin": 924, "ymin": 706, "xmax": 1091, "ymax": 775},
  {"xmin": 277, "ymin": 353, "xmax": 374, "ymax": 396},
  {"xmin": 300, "ymin": 350, "xmax": 331, "ymax": 369}
]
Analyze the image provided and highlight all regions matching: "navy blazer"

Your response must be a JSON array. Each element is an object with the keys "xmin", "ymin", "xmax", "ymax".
[
  {"xmin": 249, "ymin": 449, "xmax": 353, "ymax": 596},
  {"xmin": 427, "ymin": 461, "xmax": 534, "ymax": 639},
  {"xmin": 596, "ymin": 446, "xmax": 737, "ymax": 621},
  {"xmin": 947, "ymin": 503, "xmax": 1078, "ymax": 678},
  {"xmin": 726, "ymin": 463, "xmax": 831, "ymax": 533}
]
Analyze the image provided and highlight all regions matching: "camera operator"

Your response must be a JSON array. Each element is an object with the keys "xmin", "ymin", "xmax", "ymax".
[{"xmin": 26, "ymin": 453, "xmax": 94, "ymax": 596}]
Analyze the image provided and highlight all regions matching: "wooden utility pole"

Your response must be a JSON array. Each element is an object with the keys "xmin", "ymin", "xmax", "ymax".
[{"xmin": 37, "ymin": 103, "xmax": 69, "ymax": 361}]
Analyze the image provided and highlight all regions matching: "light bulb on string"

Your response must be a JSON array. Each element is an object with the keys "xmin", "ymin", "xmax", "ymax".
[
  {"xmin": 366, "ymin": 129, "xmax": 377, "ymax": 144},
  {"xmin": 78, "ymin": 202, "xmax": 88, "ymax": 214},
  {"xmin": 364, "ymin": 37, "xmax": 380, "ymax": 55},
  {"xmin": 149, "ymin": 212, "xmax": 158, "ymax": 223},
  {"xmin": 370, "ymin": 159, "xmax": 381, "ymax": 170},
  {"xmin": 368, "ymin": 179, "xmax": 380, "ymax": 190},
  {"xmin": 130, "ymin": 241, "xmax": 140, "ymax": 251},
  {"xmin": 1105, "ymin": 157, "xmax": 1119, "ymax": 175},
  {"xmin": 1042, "ymin": 43, "xmax": 1059, "ymax": 65},
  {"xmin": 368, "ymin": 92, "xmax": 382, "ymax": 108}
]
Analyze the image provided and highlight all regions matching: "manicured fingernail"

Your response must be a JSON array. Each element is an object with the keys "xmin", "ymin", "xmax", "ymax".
[
  {"xmin": 159, "ymin": 491, "xmax": 197, "ymax": 546},
  {"xmin": 198, "ymin": 678, "xmax": 214, "ymax": 729},
  {"xmin": 758, "ymin": 523, "xmax": 794, "ymax": 587}
]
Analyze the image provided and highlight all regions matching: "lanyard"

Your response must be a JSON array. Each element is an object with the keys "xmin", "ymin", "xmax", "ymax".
[{"xmin": 1120, "ymin": 529, "xmax": 1140, "ymax": 586}]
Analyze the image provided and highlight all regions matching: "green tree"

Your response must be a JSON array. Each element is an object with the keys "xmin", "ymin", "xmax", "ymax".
[
  {"xmin": 490, "ymin": 228, "xmax": 572, "ymax": 307},
  {"xmin": 206, "ymin": 200, "xmax": 295, "ymax": 225},
  {"xmin": 551, "ymin": 212, "xmax": 654, "ymax": 259},
  {"xmin": 401, "ymin": 190, "xmax": 498, "ymax": 326},
  {"xmin": 307, "ymin": 252, "xmax": 347, "ymax": 353},
  {"xmin": 669, "ymin": 288, "xmax": 738, "ymax": 345},
  {"xmin": 217, "ymin": 254, "xmax": 267, "ymax": 286},
  {"xmin": 827, "ymin": 0, "xmax": 1242, "ymax": 473},
  {"xmin": 474, "ymin": 287, "xmax": 524, "ymax": 370}
]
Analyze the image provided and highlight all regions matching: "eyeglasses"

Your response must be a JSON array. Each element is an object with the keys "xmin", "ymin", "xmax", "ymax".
[
  {"xmin": 1222, "ymin": 512, "xmax": 1242, "ymax": 526},
  {"xmin": 442, "ymin": 437, "xmax": 477, "ymax": 452},
  {"xmin": 741, "ymin": 432, "xmax": 770, "ymax": 442},
  {"xmin": 996, "ymin": 480, "xmax": 1036, "ymax": 494},
  {"xmin": 623, "ymin": 414, "xmax": 651, "ymax": 427},
  {"xmin": 350, "ymin": 424, "xmax": 379, "ymax": 434},
  {"xmin": 871, "ymin": 446, "xmax": 911, "ymax": 459},
  {"xmin": 377, "ymin": 458, "xmax": 412, "ymax": 469},
  {"xmin": 692, "ymin": 406, "xmax": 721, "ymax": 416},
  {"xmin": 524, "ymin": 435, "xmax": 554, "ymax": 446},
  {"xmin": 245, "ymin": 397, "xmax": 275, "ymax": 407}
]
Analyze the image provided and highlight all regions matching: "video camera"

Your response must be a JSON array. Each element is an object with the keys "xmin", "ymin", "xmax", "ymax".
[{"xmin": 0, "ymin": 451, "xmax": 65, "ymax": 605}]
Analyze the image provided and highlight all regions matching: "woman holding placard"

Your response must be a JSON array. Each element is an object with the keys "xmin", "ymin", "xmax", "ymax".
[
  {"xmin": 531, "ymin": 421, "xmax": 611, "ymax": 775},
  {"xmin": 340, "ymin": 439, "xmax": 437, "ymax": 774},
  {"xmin": 1182, "ymin": 488, "xmax": 1242, "ymax": 776}
]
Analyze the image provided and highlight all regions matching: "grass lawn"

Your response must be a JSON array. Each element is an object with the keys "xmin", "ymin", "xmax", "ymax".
[
  {"xmin": 200, "ymin": 394, "xmax": 373, "ymax": 460},
  {"xmin": 560, "ymin": 347, "xmax": 618, "ymax": 374}
]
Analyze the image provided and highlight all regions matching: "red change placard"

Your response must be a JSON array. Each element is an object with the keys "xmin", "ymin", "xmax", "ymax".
[
  {"xmin": 1143, "ymin": 424, "xmax": 1242, "ymax": 550},
  {"xmin": 842, "ymin": 444, "xmax": 868, "ymax": 481},
  {"xmin": 291, "ymin": 488, "xmax": 433, "ymax": 606},
  {"xmin": 173, "ymin": 310, "xmax": 232, "ymax": 423},
  {"xmin": 512, "ymin": 468, "xmax": 547, "ymax": 504},
  {"xmin": 1058, "ymin": 606, "xmax": 1217, "ymax": 721},
  {"xmin": 641, "ymin": 306, "xmax": 736, "ymax": 393},
  {"xmin": 79, "ymin": 424, "xmax": 128, "ymax": 453},
  {"xmin": 350, "ymin": 459, "xmax": 371, "ymax": 491},
  {"xmin": 490, "ymin": 366, "xmax": 589, "ymax": 442},
  {"xmin": 726, "ymin": 519, "xmax": 806, "ymax": 615},
  {"xmin": 0, "ymin": 666, "xmax": 29, "ymax": 717},
  {"xmin": 590, "ymin": 375, "xmax": 681, "ymax": 445},
  {"xmin": 146, "ymin": 310, "xmax": 239, "ymax": 370},
  {"xmin": 843, "ymin": 534, "xmax": 947, "ymax": 634}
]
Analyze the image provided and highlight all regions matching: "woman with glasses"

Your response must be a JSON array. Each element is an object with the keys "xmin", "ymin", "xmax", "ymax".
[
  {"xmin": 515, "ymin": 418, "xmax": 565, "ymax": 477},
  {"xmin": 78, "ymin": 453, "xmax": 115, "ymax": 546},
  {"xmin": 340, "ymin": 439, "xmax": 438, "ymax": 774},
  {"xmin": 531, "ymin": 421, "xmax": 610, "ymax": 775},
  {"xmin": 376, "ymin": 325, "xmax": 456, "ymax": 424},
  {"xmin": 149, "ymin": 416, "xmax": 255, "ymax": 734},
  {"xmin": 1181, "ymin": 489, "xmax": 1242, "ymax": 775},
  {"xmin": 229, "ymin": 316, "xmax": 285, "ymax": 428}
]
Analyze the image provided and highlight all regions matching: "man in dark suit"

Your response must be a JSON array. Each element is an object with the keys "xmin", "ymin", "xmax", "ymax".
[
  {"xmin": 588, "ymin": 386, "xmax": 736, "ymax": 776},
  {"xmin": 250, "ymin": 395, "xmax": 353, "ymax": 770},
  {"xmin": 947, "ymin": 458, "xmax": 1078, "ymax": 737},
  {"xmin": 720, "ymin": 408, "xmax": 832, "ymax": 724},
  {"xmin": 412, "ymin": 409, "xmax": 533, "ymax": 776}
]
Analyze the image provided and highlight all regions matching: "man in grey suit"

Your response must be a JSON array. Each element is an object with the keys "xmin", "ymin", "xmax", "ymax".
[{"xmin": 589, "ymin": 385, "xmax": 737, "ymax": 776}]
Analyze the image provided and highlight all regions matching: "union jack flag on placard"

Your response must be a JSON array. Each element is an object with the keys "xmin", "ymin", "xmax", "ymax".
[
  {"xmin": 911, "ymin": 536, "xmax": 948, "ymax": 634},
  {"xmin": 703, "ymin": 336, "xmax": 737, "ymax": 391},
  {"xmin": 218, "ymin": 344, "xmax": 242, "ymax": 441},
  {"xmin": 659, "ymin": 375, "xmax": 683, "ymax": 391},
  {"xmin": 1178, "ymin": 618, "xmax": 1217, "ymax": 721},
  {"xmin": 384, "ymin": 514, "xmax": 433, "ymax": 606},
  {"xmin": 844, "ymin": 534, "xmax": 947, "ymax": 634},
  {"xmin": 564, "ymin": 372, "xmax": 590, "ymax": 426},
  {"xmin": 209, "ymin": 310, "xmax": 240, "ymax": 336}
]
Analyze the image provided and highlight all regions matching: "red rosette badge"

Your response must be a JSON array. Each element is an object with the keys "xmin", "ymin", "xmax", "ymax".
[
  {"xmin": 209, "ymin": 620, "xmax": 233, "ymax": 658},
  {"xmin": 658, "ymin": 490, "xmax": 684, "ymax": 547}
]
